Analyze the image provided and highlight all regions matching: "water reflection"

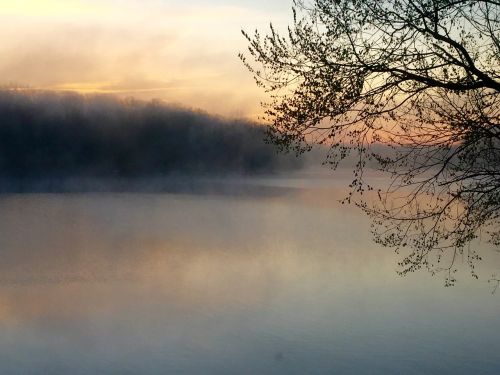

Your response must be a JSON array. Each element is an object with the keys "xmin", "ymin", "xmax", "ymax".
[{"xmin": 0, "ymin": 179, "xmax": 499, "ymax": 374}]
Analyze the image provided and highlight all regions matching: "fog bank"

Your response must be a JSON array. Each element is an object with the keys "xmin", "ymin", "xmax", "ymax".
[{"xmin": 0, "ymin": 90, "xmax": 302, "ymax": 182}]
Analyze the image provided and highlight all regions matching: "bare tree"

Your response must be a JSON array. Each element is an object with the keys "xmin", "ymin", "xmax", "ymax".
[{"xmin": 240, "ymin": 0, "xmax": 500, "ymax": 284}]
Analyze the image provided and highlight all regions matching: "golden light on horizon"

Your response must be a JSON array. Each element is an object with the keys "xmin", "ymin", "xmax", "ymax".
[{"xmin": 0, "ymin": 0, "xmax": 292, "ymax": 119}]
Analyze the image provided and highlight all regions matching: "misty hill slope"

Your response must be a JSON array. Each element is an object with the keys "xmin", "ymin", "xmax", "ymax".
[{"xmin": 0, "ymin": 91, "xmax": 302, "ymax": 180}]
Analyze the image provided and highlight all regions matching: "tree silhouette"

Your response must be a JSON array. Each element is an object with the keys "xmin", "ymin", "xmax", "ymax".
[{"xmin": 241, "ymin": 0, "xmax": 500, "ymax": 284}]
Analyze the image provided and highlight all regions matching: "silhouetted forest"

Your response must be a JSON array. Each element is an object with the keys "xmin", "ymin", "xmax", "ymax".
[{"xmin": 0, "ymin": 90, "xmax": 301, "ymax": 179}]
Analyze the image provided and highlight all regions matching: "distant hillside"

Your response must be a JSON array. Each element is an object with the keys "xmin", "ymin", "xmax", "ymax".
[{"xmin": 0, "ymin": 90, "xmax": 302, "ymax": 179}]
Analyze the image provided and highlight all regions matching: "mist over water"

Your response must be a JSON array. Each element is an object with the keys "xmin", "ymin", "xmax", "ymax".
[
  {"xmin": 0, "ymin": 90, "xmax": 301, "ymax": 184},
  {"xmin": 0, "ymin": 89, "xmax": 499, "ymax": 374},
  {"xmin": 0, "ymin": 174, "xmax": 499, "ymax": 375}
]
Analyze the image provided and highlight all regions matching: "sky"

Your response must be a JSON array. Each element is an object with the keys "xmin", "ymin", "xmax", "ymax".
[{"xmin": 0, "ymin": 0, "xmax": 293, "ymax": 118}]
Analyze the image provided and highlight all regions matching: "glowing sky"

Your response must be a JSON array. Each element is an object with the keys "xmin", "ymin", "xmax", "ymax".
[{"xmin": 0, "ymin": 0, "xmax": 292, "ymax": 118}]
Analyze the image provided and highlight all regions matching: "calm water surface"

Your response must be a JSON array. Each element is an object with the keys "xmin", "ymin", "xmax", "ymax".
[{"xmin": 0, "ymin": 175, "xmax": 499, "ymax": 374}]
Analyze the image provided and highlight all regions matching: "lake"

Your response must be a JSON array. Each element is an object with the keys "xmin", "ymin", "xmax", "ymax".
[{"xmin": 0, "ymin": 173, "xmax": 499, "ymax": 374}]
